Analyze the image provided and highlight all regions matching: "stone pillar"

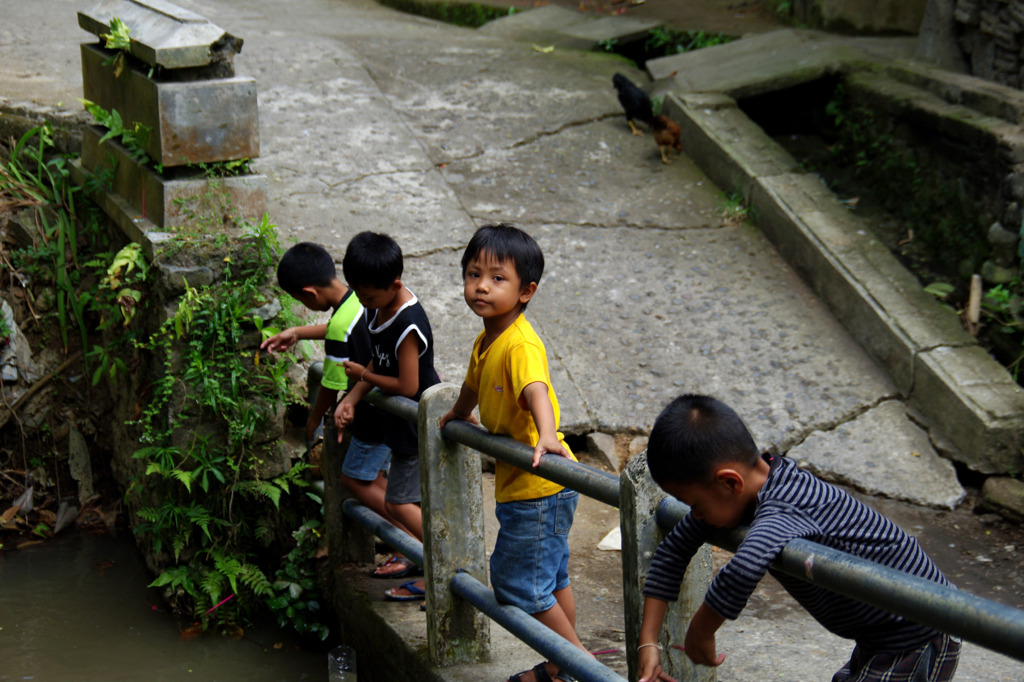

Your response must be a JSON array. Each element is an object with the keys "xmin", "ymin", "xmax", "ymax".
[
  {"xmin": 418, "ymin": 383, "xmax": 490, "ymax": 665},
  {"xmin": 322, "ymin": 423, "xmax": 375, "ymax": 564},
  {"xmin": 73, "ymin": 1, "xmax": 266, "ymax": 252},
  {"xmin": 621, "ymin": 453, "xmax": 714, "ymax": 682}
]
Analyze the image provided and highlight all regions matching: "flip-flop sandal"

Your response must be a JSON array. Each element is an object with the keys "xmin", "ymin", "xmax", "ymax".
[
  {"xmin": 554, "ymin": 670, "xmax": 576, "ymax": 682},
  {"xmin": 384, "ymin": 580, "xmax": 426, "ymax": 601},
  {"xmin": 371, "ymin": 555, "xmax": 422, "ymax": 579},
  {"xmin": 507, "ymin": 663, "xmax": 553, "ymax": 682}
]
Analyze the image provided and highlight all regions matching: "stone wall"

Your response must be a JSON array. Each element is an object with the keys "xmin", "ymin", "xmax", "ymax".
[
  {"xmin": 953, "ymin": 0, "xmax": 1024, "ymax": 87},
  {"xmin": 918, "ymin": 0, "xmax": 1024, "ymax": 88},
  {"xmin": 786, "ymin": 0, "xmax": 927, "ymax": 34}
]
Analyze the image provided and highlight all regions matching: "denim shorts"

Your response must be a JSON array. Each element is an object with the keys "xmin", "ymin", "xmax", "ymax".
[
  {"xmin": 490, "ymin": 489, "xmax": 579, "ymax": 614},
  {"xmin": 384, "ymin": 455, "xmax": 421, "ymax": 505},
  {"xmin": 341, "ymin": 436, "xmax": 392, "ymax": 481}
]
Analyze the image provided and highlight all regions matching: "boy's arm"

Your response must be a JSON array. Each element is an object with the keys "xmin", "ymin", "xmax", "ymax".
[
  {"xmin": 334, "ymin": 377, "xmax": 373, "ymax": 441},
  {"xmin": 520, "ymin": 381, "xmax": 568, "ymax": 467},
  {"xmin": 637, "ymin": 597, "xmax": 677, "ymax": 682},
  {"xmin": 307, "ymin": 385, "xmax": 337, "ymax": 442},
  {"xmin": 439, "ymin": 383, "xmax": 480, "ymax": 429},
  {"xmin": 683, "ymin": 603, "xmax": 726, "ymax": 667},
  {"xmin": 343, "ymin": 333, "xmax": 420, "ymax": 398},
  {"xmin": 260, "ymin": 323, "xmax": 327, "ymax": 353}
]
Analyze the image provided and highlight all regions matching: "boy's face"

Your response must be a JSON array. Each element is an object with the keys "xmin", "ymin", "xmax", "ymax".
[
  {"xmin": 661, "ymin": 475, "xmax": 750, "ymax": 529},
  {"xmin": 463, "ymin": 252, "xmax": 535, "ymax": 319},
  {"xmin": 352, "ymin": 282, "xmax": 398, "ymax": 310}
]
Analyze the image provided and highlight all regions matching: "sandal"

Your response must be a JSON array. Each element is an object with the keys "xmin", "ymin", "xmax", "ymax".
[
  {"xmin": 507, "ymin": 663, "xmax": 553, "ymax": 682},
  {"xmin": 554, "ymin": 670, "xmax": 576, "ymax": 682},
  {"xmin": 371, "ymin": 554, "xmax": 422, "ymax": 579},
  {"xmin": 384, "ymin": 580, "xmax": 426, "ymax": 601}
]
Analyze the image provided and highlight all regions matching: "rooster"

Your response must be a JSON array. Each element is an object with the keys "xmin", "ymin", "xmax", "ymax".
[
  {"xmin": 612, "ymin": 73, "xmax": 683, "ymax": 164},
  {"xmin": 612, "ymin": 72, "xmax": 653, "ymax": 136}
]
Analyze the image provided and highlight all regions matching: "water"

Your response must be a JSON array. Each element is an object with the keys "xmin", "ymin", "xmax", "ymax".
[{"xmin": 0, "ymin": 532, "xmax": 326, "ymax": 682}]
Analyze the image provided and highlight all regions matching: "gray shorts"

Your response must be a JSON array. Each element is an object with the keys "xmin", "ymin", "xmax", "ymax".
[{"xmin": 384, "ymin": 456, "xmax": 421, "ymax": 505}]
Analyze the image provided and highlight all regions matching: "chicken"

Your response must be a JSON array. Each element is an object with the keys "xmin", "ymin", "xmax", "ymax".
[
  {"xmin": 652, "ymin": 114, "xmax": 682, "ymax": 165},
  {"xmin": 613, "ymin": 73, "xmax": 683, "ymax": 163},
  {"xmin": 612, "ymin": 72, "xmax": 653, "ymax": 136}
]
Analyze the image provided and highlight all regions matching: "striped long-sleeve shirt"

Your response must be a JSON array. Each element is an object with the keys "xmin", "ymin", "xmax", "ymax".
[{"xmin": 643, "ymin": 455, "xmax": 950, "ymax": 653}]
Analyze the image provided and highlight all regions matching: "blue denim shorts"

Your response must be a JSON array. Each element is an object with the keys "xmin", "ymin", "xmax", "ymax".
[
  {"xmin": 341, "ymin": 436, "xmax": 392, "ymax": 481},
  {"xmin": 490, "ymin": 489, "xmax": 579, "ymax": 614}
]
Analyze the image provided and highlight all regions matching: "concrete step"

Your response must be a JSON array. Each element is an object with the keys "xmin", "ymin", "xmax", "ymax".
[
  {"xmin": 646, "ymin": 28, "xmax": 902, "ymax": 99},
  {"xmin": 479, "ymin": 4, "xmax": 661, "ymax": 51}
]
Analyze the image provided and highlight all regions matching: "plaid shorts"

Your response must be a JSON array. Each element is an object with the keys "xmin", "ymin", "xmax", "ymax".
[{"xmin": 832, "ymin": 635, "xmax": 961, "ymax": 682}]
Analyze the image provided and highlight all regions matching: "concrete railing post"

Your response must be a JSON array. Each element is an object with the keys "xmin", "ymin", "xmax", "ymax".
[
  {"xmin": 322, "ymin": 423, "xmax": 375, "ymax": 564},
  {"xmin": 621, "ymin": 453, "xmax": 714, "ymax": 682},
  {"xmin": 418, "ymin": 383, "xmax": 490, "ymax": 665}
]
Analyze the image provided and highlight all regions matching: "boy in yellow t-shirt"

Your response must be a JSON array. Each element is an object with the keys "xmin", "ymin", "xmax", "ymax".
[{"xmin": 440, "ymin": 223, "xmax": 586, "ymax": 682}]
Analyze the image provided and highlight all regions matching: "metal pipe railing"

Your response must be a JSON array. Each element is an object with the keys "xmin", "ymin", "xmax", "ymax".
[
  {"xmin": 450, "ymin": 572, "xmax": 628, "ymax": 682},
  {"xmin": 350, "ymin": 388, "xmax": 1024, "ymax": 673},
  {"xmin": 656, "ymin": 498, "xmax": 1024, "ymax": 661},
  {"xmin": 343, "ymin": 497, "xmax": 423, "ymax": 568},
  {"xmin": 365, "ymin": 389, "xmax": 621, "ymax": 507}
]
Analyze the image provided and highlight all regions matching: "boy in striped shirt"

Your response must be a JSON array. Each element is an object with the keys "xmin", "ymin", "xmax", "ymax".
[{"xmin": 638, "ymin": 394, "xmax": 960, "ymax": 682}]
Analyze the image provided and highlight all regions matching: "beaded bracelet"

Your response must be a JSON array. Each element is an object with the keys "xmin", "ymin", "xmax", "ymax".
[{"xmin": 637, "ymin": 643, "xmax": 662, "ymax": 653}]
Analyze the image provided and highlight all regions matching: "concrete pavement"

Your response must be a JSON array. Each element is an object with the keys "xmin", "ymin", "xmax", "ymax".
[{"xmin": 2, "ymin": 0, "xmax": 1021, "ymax": 679}]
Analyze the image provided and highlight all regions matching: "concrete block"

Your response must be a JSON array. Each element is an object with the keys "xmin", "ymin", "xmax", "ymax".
[
  {"xmin": 620, "ymin": 454, "xmax": 712, "ymax": 682},
  {"xmin": 981, "ymin": 476, "xmax": 1024, "ymax": 520},
  {"xmin": 81, "ymin": 43, "xmax": 259, "ymax": 167},
  {"xmin": 558, "ymin": 16, "xmax": 662, "ymax": 47},
  {"xmin": 78, "ymin": 0, "xmax": 241, "ymax": 70},
  {"xmin": 477, "ymin": 5, "xmax": 594, "ymax": 46},
  {"xmin": 669, "ymin": 94, "xmax": 800, "ymax": 201},
  {"xmin": 80, "ymin": 124, "xmax": 266, "ymax": 229},
  {"xmin": 586, "ymin": 431, "xmax": 618, "ymax": 474},
  {"xmin": 788, "ymin": 400, "xmax": 965, "ymax": 509},
  {"xmin": 478, "ymin": 5, "xmax": 588, "ymax": 33},
  {"xmin": 650, "ymin": 29, "xmax": 865, "ymax": 98},
  {"xmin": 418, "ymin": 384, "xmax": 490, "ymax": 664},
  {"xmin": 750, "ymin": 174, "xmax": 919, "ymax": 392},
  {"xmin": 913, "ymin": 346, "xmax": 1024, "ymax": 474}
]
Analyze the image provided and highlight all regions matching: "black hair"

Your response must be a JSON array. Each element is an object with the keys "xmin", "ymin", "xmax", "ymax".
[
  {"xmin": 342, "ymin": 231, "xmax": 404, "ymax": 290},
  {"xmin": 646, "ymin": 394, "xmax": 760, "ymax": 486},
  {"xmin": 276, "ymin": 242, "xmax": 336, "ymax": 296},
  {"xmin": 460, "ymin": 223, "xmax": 544, "ymax": 310}
]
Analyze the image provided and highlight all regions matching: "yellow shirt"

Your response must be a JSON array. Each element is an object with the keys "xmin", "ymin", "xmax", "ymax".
[{"xmin": 465, "ymin": 314, "xmax": 575, "ymax": 503}]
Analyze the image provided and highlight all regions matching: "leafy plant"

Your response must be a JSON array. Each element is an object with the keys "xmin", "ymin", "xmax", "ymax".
[
  {"xmin": 126, "ymin": 219, "xmax": 323, "ymax": 633},
  {"xmin": 1, "ymin": 124, "xmax": 99, "ymax": 355},
  {"xmin": 717, "ymin": 191, "xmax": 749, "ymax": 225},
  {"xmin": 644, "ymin": 27, "xmax": 732, "ymax": 58},
  {"xmin": 101, "ymin": 17, "xmax": 132, "ymax": 77},
  {"xmin": 982, "ymin": 280, "xmax": 1023, "ymax": 378},
  {"xmin": 267, "ymin": 518, "xmax": 328, "ymax": 640},
  {"xmin": 79, "ymin": 99, "xmax": 154, "ymax": 167}
]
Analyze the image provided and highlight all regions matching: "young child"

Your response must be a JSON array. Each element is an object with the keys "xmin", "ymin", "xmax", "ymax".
[
  {"xmin": 438, "ymin": 223, "xmax": 586, "ymax": 682},
  {"xmin": 334, "ymin": 231, "xmax": 440, "ymax": 600},
  {"xmin": 260, "ymin": 242, "xmax": 416, "ymax": 579},
  {"xmin": 637, "ymin": 394, "xmax": 961, "ymax": 682}
]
